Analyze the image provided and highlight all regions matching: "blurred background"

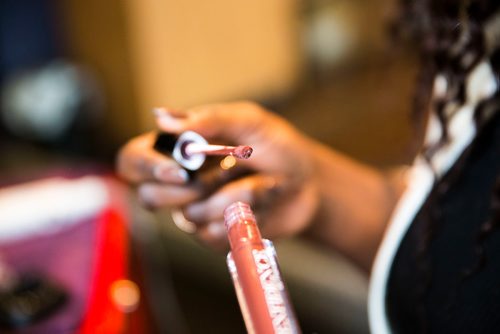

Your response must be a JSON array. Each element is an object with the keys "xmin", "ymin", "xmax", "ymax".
[{"xmin": 0, "ymin": 0, "xmax": 419, "ymax": 332}]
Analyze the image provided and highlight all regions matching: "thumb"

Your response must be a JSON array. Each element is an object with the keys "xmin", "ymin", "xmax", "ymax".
[
  {"xmin": 155, "ymin": 101, "xmax": 302, "ymax": 172},
  {"xmin": 157, "ymin": 102, "xmax": 282, "ymax": 144},
  {"xmin": 185, "ymin": 102, "xmax": 266, "ymax": 141}
]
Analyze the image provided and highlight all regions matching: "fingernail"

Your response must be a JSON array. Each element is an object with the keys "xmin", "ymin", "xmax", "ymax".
[
  {"xmin": 207, "ymin": 222, "xmax": 226, "ymax": 238},
  {"xmin": 152, "ymin": 107, "xmax": 184, "ymax": 131},
  {"xmin": 185, "ymin": 202, "xmax": 205, "ymax": 221},
  {"xmin": 154, "ymin": 163, "xmax": 189, "ymax": 183},
  {"xmin": 152, "ymin": 107, "xmax": 174, "ymax": 117},
  {"xmin": 138, "ymin": 185, "xmax": 156, "ymax": 207}
]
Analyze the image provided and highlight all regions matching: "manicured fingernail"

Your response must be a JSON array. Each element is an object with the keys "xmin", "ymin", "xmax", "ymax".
[
  {"xmin": 207, "ymin": 222, "xmax": 226, "ymax": 238},
  {"xmin": 138, "ymin": 185, "xmax": 156, "ymax": 207},
  {"xmin": 152, "ymin": 107, "xmax": 184, "ymax": 131},
  {"xmin": 152, "ymin": 107, "xmax": 175, "ymax": 117},
  {"xmin": 154, "ymin": 163, "xmax": 189, "ymax": 183},
  {"xmin": 185, "ymin": 202, "xmax": 205, "ymax": 221}
]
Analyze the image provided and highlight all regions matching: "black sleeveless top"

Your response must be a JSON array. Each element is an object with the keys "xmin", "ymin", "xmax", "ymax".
[{"xmin": 386, "ymin": 111, "xmax": 500, "ymax": 333}]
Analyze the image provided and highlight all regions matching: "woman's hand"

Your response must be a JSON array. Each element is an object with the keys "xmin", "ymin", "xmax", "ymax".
[
  {"xmin": 117, "ymin": 101, "xmax": 406, "ymax": 270},
  {"xmin": 117, "ymin": 102, "xmax": 321, "ymax": 250}
]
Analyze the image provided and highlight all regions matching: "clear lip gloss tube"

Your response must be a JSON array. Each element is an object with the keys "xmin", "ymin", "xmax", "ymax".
[{"xmin": 224, "ymin": 202, "xmax": 301, "ymax": 334}]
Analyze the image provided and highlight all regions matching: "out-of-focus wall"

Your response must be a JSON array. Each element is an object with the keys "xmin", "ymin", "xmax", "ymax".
[
  {"xmin": 287, "ymin": 0, "xmax": 419, "ymax": 166},
  {"xmin": 125, "ymin": 0, "xmax": 303, "ymax": 132},
  {"xmin": 58, "ymin": 0, "xmax": 417, "ymax": 164},
  {"xmin": 59, "ymin": 0, "xmax": 302, "ymax": 142},
  {"xmin": 57, "ymin": 0, "xmax": 137, "ymax": 146}
]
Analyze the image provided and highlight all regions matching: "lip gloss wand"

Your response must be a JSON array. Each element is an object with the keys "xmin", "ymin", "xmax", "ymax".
[
  {"xmin": 154, "ymin": 131, "xmax": 253, "ymax": 171},
  {"xmin": 224, "ymin": 202, "xmax": 301, "ymax": 334}
]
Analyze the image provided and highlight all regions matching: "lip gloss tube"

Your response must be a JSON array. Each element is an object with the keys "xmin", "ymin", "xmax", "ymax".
[
  {"xmin": 154, "ymin": 131, "xmax": 253, "ymax": 171},
  {"xmin": 224, "ymin": 202, "xmax": 301, "ymax": 334}
]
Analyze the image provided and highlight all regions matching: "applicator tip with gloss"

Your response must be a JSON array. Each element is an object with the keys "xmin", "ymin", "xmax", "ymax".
[{"xmin": 232, "ymin": 146, "xmax": 253, "ymax": 159}]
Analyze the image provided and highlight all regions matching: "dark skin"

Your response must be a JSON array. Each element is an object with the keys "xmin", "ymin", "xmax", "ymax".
[{"xmin": 117, "ymin": 102, "xmax": 408, "ymax": 271}]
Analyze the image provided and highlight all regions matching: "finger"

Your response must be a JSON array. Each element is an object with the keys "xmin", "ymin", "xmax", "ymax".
[
  {"xmin": 156, "ymin": 102, "xmax": 285, "ymax": 143},
  {"xmin": 137, "ymin": 182, "xmax": 202, "ymax": 208},
  {"xmin": 195, "ymin": 220, "xmax": 229, "ymax": 252},
  {"xmin": 153, "ymin": 105, "xmax": 261, "ymax": 172},
  {"xmin": 153, "ymin": 102, "xmax": 308, "ymax": 177},
  {"xmin": 117, "ymin": 132, "xmax": 189, "ymax": 184},
  {"xmin": 258, "ymin": 181, "xmax": 319, "ymax": 239},
  {"xmin": 152, "ymin": 106, "xmax": 186, "ymax": 118},
  {"xmin": 153, "ymin": 107, "xmax": 188, "ymax": 134},
  {"xmin": 182, "ymin": 103, "xmax": 307, "ymax": 174},
  {"xmin": 184, "ymin": 174, "xmax": 283, "ymax": 224},
  {"xmin": 191, "ymin": 160, "xmax": 251, "ymax": 194},
  {"xmin": 184, "ymin": 102, "xmax": 267, "ymax": 140}
]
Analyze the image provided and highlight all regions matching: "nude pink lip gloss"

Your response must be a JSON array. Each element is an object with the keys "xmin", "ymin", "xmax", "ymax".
[{"xmin": 224, "ymin": 202, "xmax": 301, "ymax": 334}]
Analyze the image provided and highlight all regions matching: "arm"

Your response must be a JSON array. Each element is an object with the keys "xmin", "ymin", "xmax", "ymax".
[{"xmin": 306, "ymin": 140, "xmax": 407, "ymax": 270}]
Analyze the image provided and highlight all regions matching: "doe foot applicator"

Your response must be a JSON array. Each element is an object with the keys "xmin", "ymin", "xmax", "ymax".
[{"xmin": 154, "ymin": 131, "xmax": 253, "ymax": 171}]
